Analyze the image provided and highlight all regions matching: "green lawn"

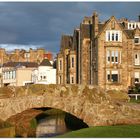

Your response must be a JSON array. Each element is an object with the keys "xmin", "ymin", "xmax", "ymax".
[
  {"xmin": 130, "ymin": 97, "xmax": 140, "ymax": 103},
  {"xmin": 57, "ymin": 125, "xmax": 140, "ymax": 138}
]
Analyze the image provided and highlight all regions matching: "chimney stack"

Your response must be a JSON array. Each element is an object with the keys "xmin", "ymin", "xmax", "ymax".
[{"xmin": 92, "ymin": 11, "xmax": 99, "ymax": 37}]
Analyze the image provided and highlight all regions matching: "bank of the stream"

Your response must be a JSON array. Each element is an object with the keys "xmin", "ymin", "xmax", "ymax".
[{"xmin": 57, "ymin": 124, "xmax": 140, "ymax": 138}]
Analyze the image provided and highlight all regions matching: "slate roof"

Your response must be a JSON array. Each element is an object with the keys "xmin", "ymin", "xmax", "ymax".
[
  {"xmin": 80, "ymin": 24, "xmax": 92, "ymax": 38},
  {"xmin": 98, "ymin": 23, "xmax": 104, "ymax": 33},
  {"xmin": 60, "ymin": 35, "xmax": 73, "ymax": 50},
  {"xmin": 39, "ymin": 59, "xmax": 52, "ymax": 66},
  {"xmin": 3, "ymin": 62, "xmax": 38, "ymax": 68},
  {"xmin": 124, "ymin": 30, "xmax": 135, "ymax": 39}
]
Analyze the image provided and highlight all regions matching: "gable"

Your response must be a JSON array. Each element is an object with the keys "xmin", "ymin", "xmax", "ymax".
[
  {"xmin": 134, "ymin": 27, "xmax": 140, "ymax": 36},
  {"xmin": 98, "ymin": 16, "xmax": 129, "ymax": 39}
]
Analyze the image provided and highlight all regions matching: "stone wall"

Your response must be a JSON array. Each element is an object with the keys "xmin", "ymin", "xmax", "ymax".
[{"xmin": 0, "ymin": 85, "xmax": 140, "ymax": 126}]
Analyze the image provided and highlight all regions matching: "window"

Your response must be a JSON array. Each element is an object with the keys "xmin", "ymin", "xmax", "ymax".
[
  {"xmin": 112, "ymin": 33, "xmax": 114, "ymax": 41},
  {"xmin": 116, "ymin": 33, "xmax": 118, "ymax": 41},
  {"xmin": 113, "ymin": 71, "xmax": 118, "ymax": 82},
  {"xmin": 71, "ymin": 76, "xmax": 74, "ymax": 84},
  {"xmin": 128, "ymin": 22, "xmax": 140, "ymax": 30},
  {"xmin": 13, "ymin": 71, "xmax": 15, "ymax": 79},
  {"xmin": 59, "ymin": 60, "xmax": 62, "ymax": 70},
  {"xmin": 40, "ymin": 76, "xmax": 42, "ymax": 80},
  {"xmin": 135, "ymin": 53, "xmax": 140, "ymax": 65},
  {"xmin": 135, "ymin": 38, "xmax": 139, "ymax": 43},
  {"xmin": 107, "ymin": 50, "xmax": 110, "ymax": 63},
  {"xmin": 108, "ymin": 32, "xmax": 110, "ymax": 41},
  {"xmin": 71, "ymin": 57, "xmax": 74, "ymax": 68},
  {"xmin": 107, "ymin": 50, "xmax": 120, "ymax": 64},
  {"xmin": 107, "ymin": 70, "xmax": 119, "ymax": 83},
  {"xmin": 106, "ymin": 30, "xmax": 122, "ymax": 42},
  {"xmin": 24, "ymin": 53, "xmax": 30, "ymax": 58},
  {"xmin": 115, "ymin": 51, "xmax": 118, "ymax": 63},
  {"xmin": 59, "ymin": 75, "xmax": 62, "ymax": 84},
  {"xmin": 134, "ymin": 37, "xmax": 140, "ymax": 44},
  {"xmin": 135, "ymin": 72, "xmax": 140, "ymax": 83},
  {"xmin": 111, "ymin": 51, "xmax": 115, "ymax": 63}
]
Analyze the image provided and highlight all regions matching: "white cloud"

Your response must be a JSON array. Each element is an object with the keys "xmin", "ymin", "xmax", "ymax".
[{"xmin": 0, "ymin": 44, "xmax": 41, "ymax": 51}]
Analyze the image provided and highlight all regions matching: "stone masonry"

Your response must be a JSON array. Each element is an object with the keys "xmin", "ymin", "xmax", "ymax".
[
  {"xmin": 0, "ymin": 85, "xmax": 140, "ymax": 126},
  {"xmin": 57, "ymin": 11, "xmax": 140, "ymax": 90}
]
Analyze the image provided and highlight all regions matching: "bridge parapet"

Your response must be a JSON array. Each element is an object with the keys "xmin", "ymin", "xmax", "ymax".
[{"xmin": 0, "ymin": 84, "xmax": 140, "ymax": 126}]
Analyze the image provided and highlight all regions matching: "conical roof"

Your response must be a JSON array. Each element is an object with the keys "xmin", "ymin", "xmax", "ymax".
[{"xmin": 39, "ymin": 59, "xmax": 52, "ymax": 66}]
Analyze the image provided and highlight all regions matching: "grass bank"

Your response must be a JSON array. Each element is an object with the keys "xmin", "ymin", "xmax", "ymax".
[{"xmin": 57, "ymin": 124, "xmax": 140, "ymax": 138}]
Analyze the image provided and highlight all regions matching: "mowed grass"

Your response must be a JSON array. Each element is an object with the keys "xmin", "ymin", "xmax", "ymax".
[
  {"xmin": 57, "ymin": 125, "xmax": 140, "ymax": 138},
  {"xmin": 130, "ymin": 97, "xmax": 140, "ymax": 103}
]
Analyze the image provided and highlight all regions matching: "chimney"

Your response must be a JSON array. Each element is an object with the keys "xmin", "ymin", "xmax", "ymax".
[{"xmin": 92, "ymin": 11, "xmax": 99, "ymax": 37}]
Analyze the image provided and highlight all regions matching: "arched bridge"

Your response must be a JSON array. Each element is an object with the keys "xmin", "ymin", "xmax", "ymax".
[{"xmin": 0, "ymin": 84, "xmax": 140, "ymax": 126}]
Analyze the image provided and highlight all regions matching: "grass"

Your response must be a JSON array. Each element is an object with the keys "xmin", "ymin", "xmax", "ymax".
[
  {"xmin": 129, "ymin": 97, "xmax": 140, "ymax": 103},
  {"xmin": 57, "ymin": 125, "xmax": 140, "ymax": 138}
]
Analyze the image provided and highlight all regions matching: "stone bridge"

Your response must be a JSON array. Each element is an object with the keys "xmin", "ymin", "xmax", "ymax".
[{"xmin": 0, "ymin": 84, "xmax": 140, "ymax": 126}]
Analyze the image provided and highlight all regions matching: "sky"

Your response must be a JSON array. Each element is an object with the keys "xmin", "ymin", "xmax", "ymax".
[{"xmin": 0, "ymin": 2, "xmax": 140, "ymax": 55}]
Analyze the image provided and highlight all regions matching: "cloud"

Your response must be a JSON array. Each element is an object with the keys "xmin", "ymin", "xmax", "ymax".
[
  {"xmin": 0, "ymin": 44, "xmax": 38, "ymax": 51},
  {"xmin": 0, "ymin": 2, "xmax": 139, "ymax": 54}
]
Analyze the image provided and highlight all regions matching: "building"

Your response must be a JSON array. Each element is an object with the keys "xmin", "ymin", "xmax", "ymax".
[
  {"xmin": 2, "ymin": 62, "xmax": 38, "ymax": 86},
  {"xmin": 57, "ymin": 11, "xmax": 140, "ymax": 90},
  {"xmin": 0, "ymin": 48, "xmax": 53, "ymax": 65},
  {"xmin": 32, "ymin": 59, "xmax": 56, "ymax": 84}
]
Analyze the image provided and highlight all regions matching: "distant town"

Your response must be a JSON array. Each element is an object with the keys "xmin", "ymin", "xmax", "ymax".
[{"xmin": 0, "ymin": 48, "xmax": 56, "ymax": 87}]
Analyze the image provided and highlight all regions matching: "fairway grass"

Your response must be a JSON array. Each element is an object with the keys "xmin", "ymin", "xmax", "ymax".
[{"xmin": 57, "ymin": 125, "xmax": 140, "ymax": 138}]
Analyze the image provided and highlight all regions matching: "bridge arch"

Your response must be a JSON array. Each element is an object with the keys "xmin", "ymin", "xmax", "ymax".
[{"xmin": 0, "ymin": 84, "xmax": 140, "ymax": 126}]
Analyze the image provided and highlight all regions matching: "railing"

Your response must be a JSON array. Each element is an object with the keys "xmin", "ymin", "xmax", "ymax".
[{"xmin": 128, "ymin": 94, "xmax": 140, "ymax": 100}]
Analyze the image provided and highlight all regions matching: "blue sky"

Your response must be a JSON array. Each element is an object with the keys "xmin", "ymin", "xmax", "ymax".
[{"xmin": 0, "ymin": 2, "xmax": 140, "ymax": 55}]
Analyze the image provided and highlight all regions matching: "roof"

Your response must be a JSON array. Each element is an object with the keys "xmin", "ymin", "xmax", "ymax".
[
  {"xmin": 39, "ymin": 59, "xmax": 52, "ymax": 66},
  {"xmin": 80, "ymin": 24, "xmax": 91, "ymax": 38},
  {"xmin": 60, "ymin": 35, "xmax": 73, "ymax": 50},
  {"xmin": 3, "ymin": 62, "xmax": 38, "ymax": 68},
  {"xmin": 124, "ymin": 30, "xmax": 134, "ymax": 39},
  {"xmin": 98, "ymin": 23, "xmax": 105, "ymax": 33}
]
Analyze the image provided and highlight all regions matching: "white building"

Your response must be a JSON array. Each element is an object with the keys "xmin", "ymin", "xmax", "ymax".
[
  {"xmin": 32, "ymin": 59, "xmax": 56, "ymax": 84},
  {"xmin": 2, "ymin": 62, "xmax": 38, "ymax": 86}
]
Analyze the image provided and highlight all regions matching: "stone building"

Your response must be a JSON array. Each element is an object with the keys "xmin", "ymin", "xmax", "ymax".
[
  {"xmin": 0, "ymin": 48, "xmax": 52, "ymax": 65},
  {"xmin": 57, "ymin": 11, "xmax": 140, "ymax": 90}
]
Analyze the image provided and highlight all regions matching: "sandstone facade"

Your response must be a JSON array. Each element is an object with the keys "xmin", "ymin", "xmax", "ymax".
[
  {"xmin": 57, "ymin": 11, "xmax": 140, "ymax": 90},
  {"xmin": 0, "ymin": 48, "xmax": 52, "ymax": 65}
]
